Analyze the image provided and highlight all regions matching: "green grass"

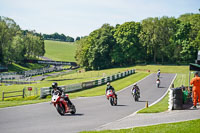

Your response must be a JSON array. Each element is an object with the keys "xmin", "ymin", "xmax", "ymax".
[
  {"xmin": 134, "ymin": 65, "xmax": 191, "ymax": 87},
  {"xmin": 134, "ymin": 65, "xmax": 190, "ymax": 113},
  {"xmin": 138, "ymin": 93, "xmax": 169, "ymax": 113},
  {"xmin": 80, "ymin": 119, "xmax": 200, "ymax": 133},
  {"xmin": 44, "ymin": 40, "xmax": 77, "ymax": 61},
  {"xmin": 69, "ymin": 72, "xmax": 148, "ymax": 98},
  {"xmin": 0, "ymin": 71, "xmax": 148, "ymax": 108},
  {"xmin": 6, "ymin": 63, "xmax": 47, "ymax": 72},
  {"xmin": 0, "ymin": 65, "xmax": 191, "ymax": 109}
]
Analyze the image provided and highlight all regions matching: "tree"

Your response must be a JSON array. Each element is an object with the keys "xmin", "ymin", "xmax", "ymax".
[
  {"xmin": 113, "ymin": 21, "xmax": 142, "ymax": 65},
  {"xmin": 75, "ymin": 36, "xmax": 80, "ymax": 41},
  {"xmin": 75, "ymin": 24, "xmax": 115, "ymax": 70},
  {"xmin": 0, "ymin": 16, "xmax": 21, "ymax": 64}
]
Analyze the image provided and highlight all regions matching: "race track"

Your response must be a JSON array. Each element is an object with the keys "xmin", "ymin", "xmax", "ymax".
[{"xmin": 0, "ymin": 73, "xmax": 176, "ymax": 133}]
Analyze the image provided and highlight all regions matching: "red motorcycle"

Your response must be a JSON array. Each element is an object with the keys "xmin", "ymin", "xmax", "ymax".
[
  {"xmin": 106, "ymin": 90, "xmax": 117, "ymax": 106},
  {"xmin": 51, "ymin": 91, "xmax": 76, "ymax": 115}
]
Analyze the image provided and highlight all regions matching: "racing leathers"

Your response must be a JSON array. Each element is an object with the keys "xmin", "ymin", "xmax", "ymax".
[
  {"xmin": 51, "ymin": 87, "xmax": 73, "ymax": 106},
  {"xmin": 106, "ymin": 85, "xmax": 117, "ymax": 99}
]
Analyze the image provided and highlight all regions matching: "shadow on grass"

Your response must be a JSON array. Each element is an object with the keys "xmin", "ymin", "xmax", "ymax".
[{"xmin": 48, "ymin": 77, "xmax": 84, "ymax": 81}]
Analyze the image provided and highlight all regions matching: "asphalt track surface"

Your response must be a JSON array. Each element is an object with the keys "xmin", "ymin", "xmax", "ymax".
[{"xmin": 0, "ymin": 73, "xmax": 176, "ymax": 133}]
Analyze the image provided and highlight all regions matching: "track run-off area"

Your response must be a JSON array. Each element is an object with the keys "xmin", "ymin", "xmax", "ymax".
[{"xmin": 0, "ymin": 73, "xmax": 176, "ymax": 133}]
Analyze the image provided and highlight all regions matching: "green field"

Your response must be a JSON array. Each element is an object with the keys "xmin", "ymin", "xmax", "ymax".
[
  {"xmin": 44, "ymin": 40, "xmax": 77, "ymax": 62},
  {"xmin": 133, "ymin": 65, "xmax": 191, "ymax": 87},
  {"xmin": 0, "ymin": 65, "xmax": 191, "ymax": 108},
  {"xmin": 81, "ymin": 119, "xmax": 200, "ymax": 133},
  {"xmin": 0, "ymin": 66, "xmax": 146, "ymax": 107}
]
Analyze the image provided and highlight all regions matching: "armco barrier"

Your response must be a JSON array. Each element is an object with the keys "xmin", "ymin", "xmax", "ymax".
[
  {"xmin": 82, "ymin": 81, "xmax": 95, "ymax": 89},
  {"xmin": 40, "ymin": 69, "xmax": 135, "ymax": 98}
]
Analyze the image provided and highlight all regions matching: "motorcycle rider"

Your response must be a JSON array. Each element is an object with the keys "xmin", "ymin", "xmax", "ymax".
[
  {"xmin": 51, "ymin": 82, "xmax": 73, "ymax": 107},
  {"xmin": 106, "ymin": 82, "xmax": 117, "ymax": 99},
  {"xmin": 131, "ymin": 83, "xmax": 140, "ymax": 98},
  {"xmin": 156, "ymin": 78, "xmax": 160, "ymax": 84},
  {"xmin": 157, "ymin": 69, "xmax": 161, "ymax": 78}
]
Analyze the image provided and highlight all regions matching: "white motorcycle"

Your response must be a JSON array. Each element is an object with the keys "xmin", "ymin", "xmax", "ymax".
[{"xmin": 156, "ymin": 80, "xmax": 160, "ymax": 88}]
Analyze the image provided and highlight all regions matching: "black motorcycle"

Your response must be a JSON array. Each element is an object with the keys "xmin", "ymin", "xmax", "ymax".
[{"xmin": 132, "ymin": 89, "xmax": 139, "ymax": 101}]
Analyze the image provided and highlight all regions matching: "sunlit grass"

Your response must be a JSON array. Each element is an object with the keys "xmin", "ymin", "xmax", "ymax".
[
  {"xmin": 80, "ymin": 119, "xmax": 200, "ymax": 133},
  {"xmin": 44, "ymin": 40, "xmax": 77, "ymax": 61}
]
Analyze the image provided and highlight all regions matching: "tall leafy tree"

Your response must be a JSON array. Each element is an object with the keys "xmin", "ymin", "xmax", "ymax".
[
  {"xmin": 0, "ymin": 16, "xmax": 21, "ymax": 64},
  {"xmin": 75, "ymin": 24, "xmax": 115, "ymax": 70},
  {"xmin": 113, "ymin": 21, "xmax": 142, "ymax": 65},
  {"xmin": 139, "ymin": 17, "xmax": 160, "ymax": 63}
]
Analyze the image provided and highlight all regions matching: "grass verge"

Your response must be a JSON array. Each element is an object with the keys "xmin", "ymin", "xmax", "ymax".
[
  {"xmin": 80, "ymin": 119, "xmax": 200, "ymax": 133},
  {"xmin": 138, "ymin": 93, "xmax": 169, "ymax": 113},
  {"xmin": 44, "ymin": 40, "xmax": 77, "ymax": 62},
  {"xmin": 0, "ymin": 72, "xmax": 148, "ymax": 108}
]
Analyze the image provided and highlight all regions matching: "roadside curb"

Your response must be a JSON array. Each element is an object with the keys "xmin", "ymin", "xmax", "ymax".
[{"xmin": 96, "ymin": 73, "xmax": 177, "ymax": 130}]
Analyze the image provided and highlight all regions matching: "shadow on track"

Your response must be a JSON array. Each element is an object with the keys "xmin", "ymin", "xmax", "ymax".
[
  {"xmin": 116, "ymin": 105, "xmax": 127, "ymax": 106},
  {"xmin": 157, "ymin": 86, "xmax": 165, "ymax": 88},
  {"xmin": 64, "ymin": 113, "xmax": 84, "ymax": 116},
  {"xmin": 136, "ymin": 100, "xmax": 147, "ymax": 102}
]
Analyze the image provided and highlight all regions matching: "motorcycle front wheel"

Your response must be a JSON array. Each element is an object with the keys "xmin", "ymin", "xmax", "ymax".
[
  {"xmin": 56, "ymin": 104, "xmax": 65, "ymax": 116},
  {"xmin": 109, "ymin": 97, "xmax": 114, "ymax": 106}
]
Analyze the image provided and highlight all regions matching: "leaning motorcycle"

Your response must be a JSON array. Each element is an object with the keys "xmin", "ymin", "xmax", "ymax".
[
  {"xmin": 106, "ymin": 90, "xmax": 117, "ymax": 106},
  {"xmin": 51, "ymin": 91, "xmax": 76, "ymax": 115},
  {"xmin": 132, "ymin": 89, "xmax": 139, "ymax": 101}
]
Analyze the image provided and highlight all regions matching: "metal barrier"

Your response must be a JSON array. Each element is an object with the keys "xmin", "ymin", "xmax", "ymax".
[
  {"xmin": 0, "ymin": 80, "xmax": 36, "ymax": 84},
  {"xmin": 40, "ymin": 69, "xmax": 135, "ymax": 98}
]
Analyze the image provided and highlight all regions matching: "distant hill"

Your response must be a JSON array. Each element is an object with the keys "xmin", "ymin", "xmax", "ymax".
[{"xmin": 44, "ymin": 40, "xmax": 77, "ymax": 62}]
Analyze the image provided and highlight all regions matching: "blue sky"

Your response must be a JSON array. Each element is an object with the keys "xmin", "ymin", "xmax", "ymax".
[{"xmin": 0, "ymin": 0, "xmax": 199, "ymax": 38}]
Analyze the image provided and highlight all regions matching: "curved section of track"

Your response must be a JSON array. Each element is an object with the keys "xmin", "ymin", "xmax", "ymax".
[{"xmin": 0, "ymin": 73, "xmax": 176, "ymax": 133}]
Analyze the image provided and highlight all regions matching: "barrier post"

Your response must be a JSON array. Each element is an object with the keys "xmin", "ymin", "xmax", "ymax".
[
  {"xmin": 2, "ymin": 91, "xmax": 4, "ymax": 101},
  {"xmin": 22, "ymin": 88, "xmax": 25, "ymax": 98}
]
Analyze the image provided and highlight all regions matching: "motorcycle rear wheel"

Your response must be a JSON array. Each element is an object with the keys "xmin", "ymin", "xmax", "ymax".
[
  {"xmin": 135, "ymin": 95, "xmax": 138, "ymax": 101},
  {"xmin": 114, "ymin": 98, "xmax": 117, "ymax": 106},
  {"xmin": 70, "ymin": 105, "xmax": 76, "ymax": 114}
]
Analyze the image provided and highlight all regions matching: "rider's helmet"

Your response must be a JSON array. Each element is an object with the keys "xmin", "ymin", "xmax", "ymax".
[
  {"xmin": 52, "ymin": 82, "xmax": 58, "ymax": 89},
  {"xmin": 107, "ymin": 82, "xmax": 110, "ymax": 86},
  {"xmin": 133, "ymin": 83, "xmax": 137, "ymax": 86},
  {"xmin": 195, "ymin": 71, "xmax": 199, "ymax": 76}
]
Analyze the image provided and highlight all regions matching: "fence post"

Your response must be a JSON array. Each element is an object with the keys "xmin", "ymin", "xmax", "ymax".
[
  {"xmin": 2, "ymin": 91, "xmax": 4, "ymax": 101},
  {"xmin": 22, "ymin": 88, "xmax": 25, "ymax": 98}
]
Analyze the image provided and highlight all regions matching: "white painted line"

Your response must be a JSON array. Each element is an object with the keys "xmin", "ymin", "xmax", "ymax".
[
  {"xmin": 96, "ymin": 73, "xmax": 177, "ymax": 130},
  {"xmin": 0, "ymin": 73, "xmax": 152, "ymax": 110},
  {"xmin": 148, "ymin": 73, "xmax": 177, "ymax": 107}
]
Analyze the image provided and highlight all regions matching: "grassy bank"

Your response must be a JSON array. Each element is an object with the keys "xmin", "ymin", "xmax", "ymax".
[
  {"xmin": 44, "ymin": 40, "xmax": 77, "ymax": 61},
  {"xmin": 0, "ymin": 65, "xmax": 190, "ymax": 108},
  {"xmin": 81, "ymin": 119, "xmax": 200, "ymax": 133},
  {"xmin": 0, "ymin": 71, "xmax": 148, "ymax": 108},
  {"xmin": 135, "ymin": 65, "xmax": 190, "ymax": 113}
]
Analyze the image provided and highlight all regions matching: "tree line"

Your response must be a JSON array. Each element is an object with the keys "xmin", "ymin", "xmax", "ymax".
[
  {"xmin": 43, "ymin": 33, "xmax": 76, "ymax": 42},
  {"xmin": 0, "ymin": 16, "xmax": 45, "ymax": 65},
  {"xmin": 75, "ymin": 13, "xmax": 200, "ymax": 70}
]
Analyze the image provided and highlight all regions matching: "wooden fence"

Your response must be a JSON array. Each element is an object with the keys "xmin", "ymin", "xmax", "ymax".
[{"xmin": 2, "ymin": 89, "xmax": 25, "ymax": 101}]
